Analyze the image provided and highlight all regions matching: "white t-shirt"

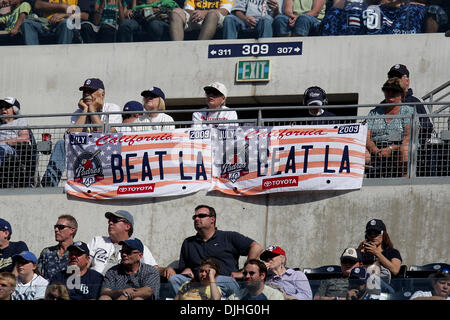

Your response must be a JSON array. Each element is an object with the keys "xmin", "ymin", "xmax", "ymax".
[
  {"xmin": 134, "ymin": 113, "xmax": 175, "ymax": 131},
  {"xmin": 88, "ymin": 236, "xmax": 158, "ymax": 275},
  {"xmin": 71, "ymin": 102, "xmax": 122, "ymax": 130},
  {"xmin": 410, "ymin": 290, "xmax": 450, "ymax": 300},
  {"xmin": 12, "ymin": 274, "xmax": 49, "ymax": 300},
  {"xmin": 192, "ymin": 106, "xmax": 238, "ymax": 128},
  {"xmin": 0, "ymin": 118, "xmax": 28, "ymax": 140}
]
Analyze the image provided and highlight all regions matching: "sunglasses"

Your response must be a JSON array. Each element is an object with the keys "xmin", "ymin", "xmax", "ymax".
[
  {"xmin": 341, "ymin": 259, "xmax": 357, "ymax": 265},
  {"xmin": 205, "ymin": 90, "xmax": 222, "ymax": 97},
  {"xmin": 365, "ymin": 230, "xmax": 382, "ymax": 238},
  {"xmin": 108, "ymin": 217, "xmax": 128, "ymax": 224},
  {"xmin": 120, "ymin": 249, "xmax": 141, "ymax": 255},
  {"xmin": 15, "ymin": 258, "xmax": 32, "ymax": 265},
  {"xmin": 243, "ymin": 271, "xmax": 257, "ymax": 276},
  {"xmin": 54, "ymin": 224, "xmax": 72, "ymax": 230},
  {"xmin": 192, "ymin": 214, "xmax": 211, "ymax": 220}
]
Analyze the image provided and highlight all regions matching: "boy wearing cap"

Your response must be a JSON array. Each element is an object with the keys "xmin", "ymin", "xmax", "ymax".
[
  {"xmin": 0, "ymin": 97, "xmax": 30, "ymax": 167},
  {"xmin": 314, "ymin": 247, "xmax": 362, "ymax": 300},
  {"xmin": 88, "ymin": 210, "xmax": 159, "ymax": 275},
  {"xmin": 11, "ymin": 251, "xmax": 49, "ymax": 300},
  {"xmin": 0, "ymin": 218, "xmax": 29, "ymax": 273},
  {"xmin": 192, "ymin": 81, "xmax": 238, "ymax": 128},
  {"xmin": 50, "ymin": 241, "xmax": 104, "ymax": 300},
  {"xmin": 99, "ymin": 238, "xmax": 160, "ymax": 300},
  {"xmin": 114, "ymin": 101, "xmax": 145, "ymax": 133},
  {"xmin": 135, "ymin": 87, "xmax": 175, "ymax": 131},
  {"xmin": 300, "ymin": 86, "xmax": 337, "ymax": 125}
]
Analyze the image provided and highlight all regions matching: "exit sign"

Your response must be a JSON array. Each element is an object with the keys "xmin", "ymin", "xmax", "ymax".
[{"xmin": 236, "ymin": 60, "xmax": 271, "ymax": 82}]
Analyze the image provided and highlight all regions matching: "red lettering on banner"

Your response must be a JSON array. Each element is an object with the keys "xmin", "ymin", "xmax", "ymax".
[
  {"xmin": 96, "ymin": 133, "xmax": 173, "ymax": 146},
  {"xmin": 245, "ymin": 128, "xmax": 327, "ymax": 140},
  {"xmin": 117, "ymin": 183, "xmax": 155, "ymax": 194},
  {"xmin": 262, "ymin": 176, "xmax": 299, "ymax": 190}
]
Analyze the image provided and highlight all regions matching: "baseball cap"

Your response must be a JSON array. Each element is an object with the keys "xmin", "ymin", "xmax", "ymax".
[
  {"xmin": 349, "ymin": 266, "xmax": 367, "ymax": 280},
  {"xmin": 13, "ymin": 251, "xmax": 38, "ymax": 264},
  {"xmin": 141, "ymin": 87, "xmax": 165, "ymax": 100},
  {"xmin": 260, "ymin": 245, "xmax": 286, "ymax": 261},
  {"xmin": 0, "ymin": 97, "xmax": 20, "ymax": 110},
  {"xmin": 340, "ymin": 247, "xmax": 362, "ymax": 262},
  {"xmin": 0, "ymin": 218, "xmax": 12, "ymax": 235},
  {"xmin": 123, "ymin": 101, "xmax": 143, "ymax": 112},
  {"xmin": 119, "ymin": 238, "xmax": 144, "ymax": 253},
  {"xmin": 204, "ymin": 82, "xmax": 227, "ymax": 98},
  {"xmin": 68, "ymin": 241, "xmax": 90, "ymax": 256},
  {"xmin": 388, "ymin": 64, "xmax": 409, "ymax": 78},
  {"xmin": 105, "ymin": 210, "xmax": 134, "ymax": 227},
  {"xmin": 365, "ymin": 219, "xmax": 386, "ymax": 233},
  {"xmin": 304, "ymin": 87, "xmax": 326, "ymax": 106},
  {"xmin": 79, "ymin": 78, "xmax": 105, "ymax": 91}
]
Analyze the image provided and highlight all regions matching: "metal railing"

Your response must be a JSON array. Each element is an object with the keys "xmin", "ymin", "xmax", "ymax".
[{"xmin": 0, "ymin": 102, "xmax": 449, "ymax": 189}]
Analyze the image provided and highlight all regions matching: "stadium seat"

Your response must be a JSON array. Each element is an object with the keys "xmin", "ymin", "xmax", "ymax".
[
  {"xmin": 405, "ymin": 263, "xmax": 450, "ymax": 293},
  {"xmin": 406, "ymin": 263, "xmax": 450, "ymax": 278},
  {"xmin": 303, "ymin": 265, "xmax": 342, "ymax": 280}
]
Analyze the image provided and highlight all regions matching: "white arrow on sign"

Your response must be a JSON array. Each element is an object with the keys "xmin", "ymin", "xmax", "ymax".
[
  {"xmin": 210, "ymin": 50, "xmax": 217, "ymax": 55},
  {"xmin": 294, "ymin": 47, "xmax": 301, "ymax": 52}
]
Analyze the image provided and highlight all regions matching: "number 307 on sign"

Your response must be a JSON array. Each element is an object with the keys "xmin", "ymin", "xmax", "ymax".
[{"xmin": 208, "ymin": 42, "xmax": 303, "ymax": 58}]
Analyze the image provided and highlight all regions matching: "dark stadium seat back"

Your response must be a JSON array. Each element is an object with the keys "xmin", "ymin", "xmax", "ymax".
[{"xmin": 303, "ymin": 265, "xmax": 343, "ymax": 280}]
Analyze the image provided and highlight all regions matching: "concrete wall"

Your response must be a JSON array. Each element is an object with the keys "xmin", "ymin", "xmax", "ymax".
[
  {"xmin": 1, "ymin": 33, "xmax": 449, "ymax": 126},
  {"xmin": 0, "ymin": 183, "xmax": 448, "ymax": 269}
]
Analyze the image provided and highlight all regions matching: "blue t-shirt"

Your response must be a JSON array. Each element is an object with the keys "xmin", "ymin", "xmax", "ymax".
[
  {"xmin": 0, "ymin": 241, "xmax": 29, "ymax": 272},
  {"xmin": 51, "ymin": 268, "xmax": 104, "ymax": 300}
]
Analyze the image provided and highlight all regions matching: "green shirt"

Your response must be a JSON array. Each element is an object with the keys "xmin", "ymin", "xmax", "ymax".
[
  {"xmin": 0, "ymin": 2, "xmax": 31, "ymax": 31},
  {"xmin": 292, "ymin": 0, "xmax": 325, "ymax": 20}
]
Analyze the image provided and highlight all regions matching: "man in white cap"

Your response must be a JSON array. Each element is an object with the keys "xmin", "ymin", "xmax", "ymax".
[
  {"xmin": 0, "ymin": 97, "xmax": 30, "ymax": 167},
  {"xmin": 192, "ymin": 81, "xmax": 238, "ymax": 128},
  {"xmin": 87, "ymin": 210, "xmax": 159, "ymax": 275}
]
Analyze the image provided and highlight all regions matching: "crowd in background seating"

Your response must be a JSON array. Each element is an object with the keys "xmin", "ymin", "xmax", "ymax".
[
  {"xmin": 0, "ymin": 210, "xmax": 449, "ymax": 301},
  {"xmin": 0, "ymin": 0, "xmax": 449, "ymax": 45}
]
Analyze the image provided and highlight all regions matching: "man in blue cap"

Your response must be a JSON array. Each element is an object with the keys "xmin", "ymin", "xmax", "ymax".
[
  {"xmin": 41, "ymin": 77, "xmax": 122, "ymax": 187},
  {"xmin": 68, "ymin": 78, "xmax": 122, "ymax": 133},
  {"xmin": 99, "ymin": 238, "xmax": 160, "ymax": 300},
  {"xmin": 50, "ymin": 241, "xmax": 104, "ymax": 300},
  {"xmin": 0, "ymin": 218, "xmax": 28, "ymax": 272}
]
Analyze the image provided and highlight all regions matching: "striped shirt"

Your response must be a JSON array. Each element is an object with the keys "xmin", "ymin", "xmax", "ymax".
[{"xmin": 102, "ymin": 262, "xmax": 160, "ymax": 299}]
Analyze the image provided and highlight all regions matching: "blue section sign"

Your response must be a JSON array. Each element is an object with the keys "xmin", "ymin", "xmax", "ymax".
[{"xmin": 208, "ymin": 42, "xmax": 302, "ymax": 58}]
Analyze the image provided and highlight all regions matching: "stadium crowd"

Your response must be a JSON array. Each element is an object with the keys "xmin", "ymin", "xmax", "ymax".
[
  {"xmin": 0, "ymin": 208, "xmax": 448, "ymax": 301},
  {"xmin": 0, "ymin": 0, "xmax": 449, "ymax": 45},
  {"xmin": 1, "ymin": 61, "xmax": 445, "ymax": 189}
]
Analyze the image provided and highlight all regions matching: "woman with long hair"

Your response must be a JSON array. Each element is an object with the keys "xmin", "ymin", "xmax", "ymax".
[{"xmin": 358, "ymin": 219, "xmax": 402, "ymax": 277}]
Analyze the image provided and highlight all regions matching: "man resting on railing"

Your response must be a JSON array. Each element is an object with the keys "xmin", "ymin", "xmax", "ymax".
[{"xmin": 0, "ymin": 97, "xmax": 30, "ymax": 167}]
